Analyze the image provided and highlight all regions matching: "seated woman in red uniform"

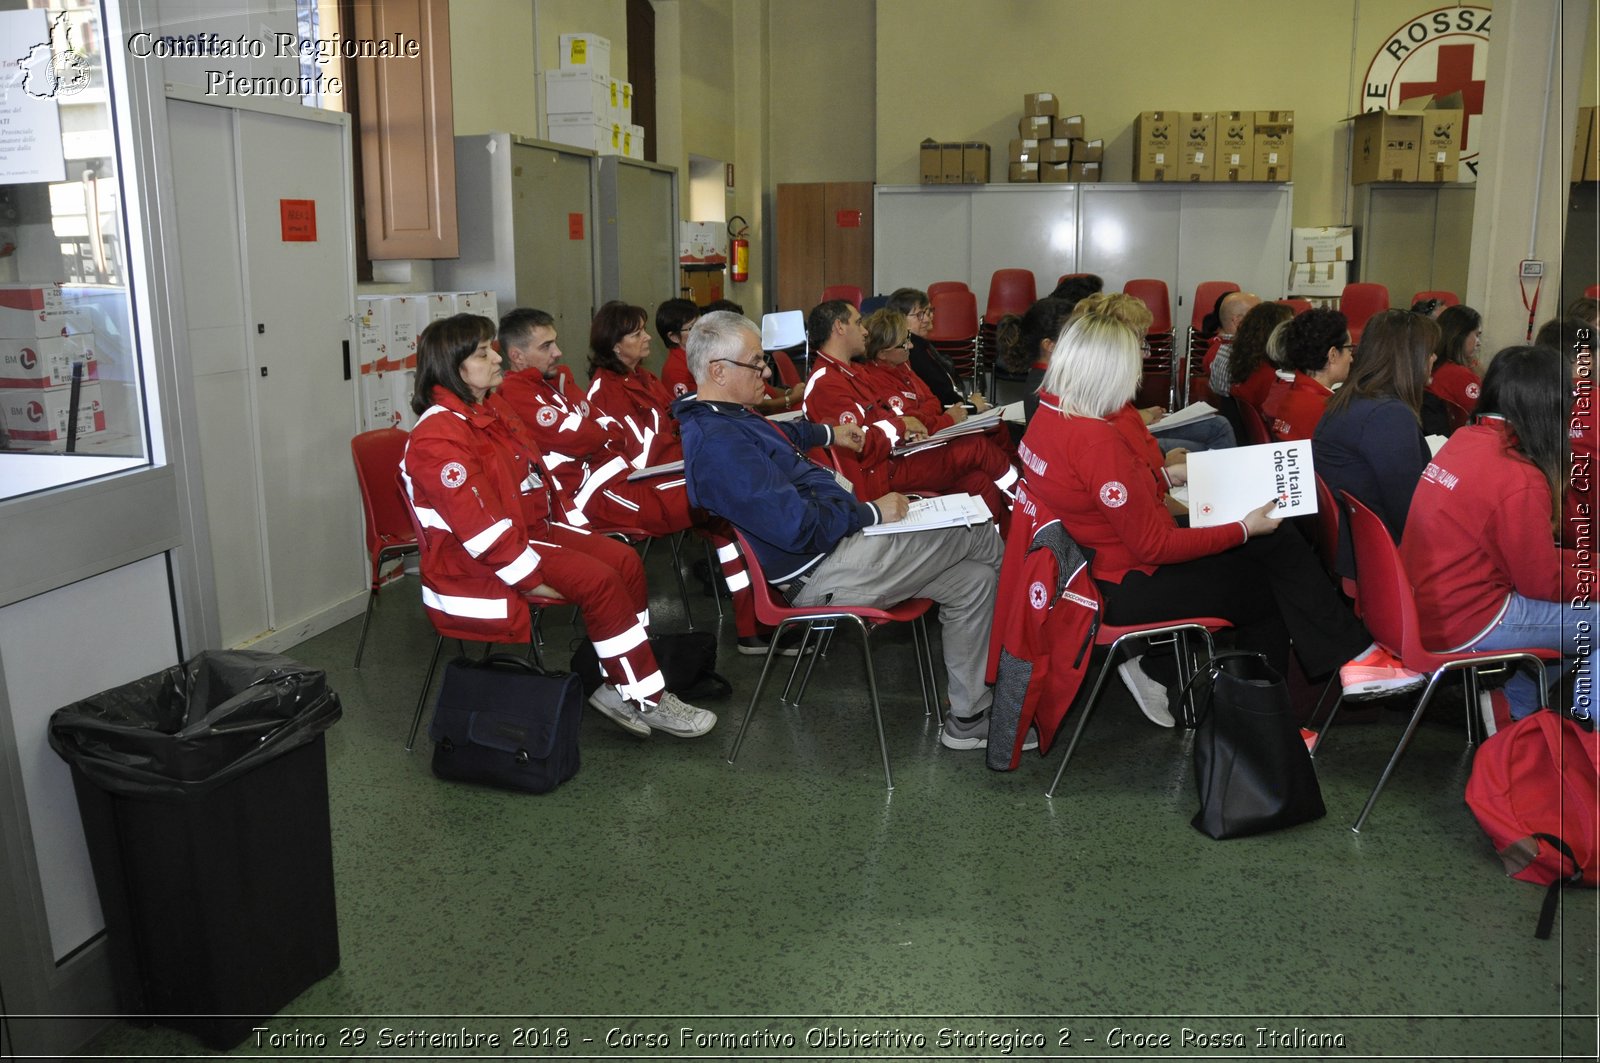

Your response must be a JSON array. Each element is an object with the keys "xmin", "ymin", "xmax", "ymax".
[
  {"xmin": 1261, "ymin": 307, "xmax": 1353, "ymax": 441},
  {"xmin": 1402, "ymin": 344, "xmax": 1591, "ymax": 732},
  {"xmin": 585, "ymin": 300, "xmax": 682, "ymax": 468},
  {"xmin": 1017, "ymin": 311, "xmax": 1420, "ymax": 725},
  {"xmin": 1226, "ymin": 301, "xmax": 1295, "ymax": 412},
  {"xmin": 1426, "ymin": 304, "xmax": 1484, "ymax": 414},
  {"xmin": 401, "ymin": 314, "xmax": 716, "ymax": 739},
  {"xmin": 659, "ymin": 298, "xmax": 803, "ymax": 414}
]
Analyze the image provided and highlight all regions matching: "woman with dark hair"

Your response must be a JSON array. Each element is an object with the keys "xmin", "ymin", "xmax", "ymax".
[
  {"xmin": 1261, "ymin": 307, "xmax": 1353, "ymax": 440},
  {"xmin": 999, "ymin": 297, "xmax": 1077, "ymax": 422},
  {"xmin": 1018, "ymin": 312, "xmax": 1418, "ymax": 726},
  {"xmin": 586, "ymin": 300, "xmax": 680, "ymax": 467},
  {"xmin": 1402, "ymin": 345, "xmax": 1590, "ymax": 731},
  {"xmin": 885, "ymin": 286, "xmax": 991, "ymax": 411},
  {"xmin": 400, "ymin": 314, "xmax": 717, "ymax": 739},
  {"xmin": 1228, "ymin": 301, "xmax": 1295, "ymax": 411},
  {"xmin": 1312, "ymin": 309, "xmax": 1436, "ymax": 576},
  {"xmin": 1427, "ymin": 304, "xmax": 1484, "ymax": 414}
]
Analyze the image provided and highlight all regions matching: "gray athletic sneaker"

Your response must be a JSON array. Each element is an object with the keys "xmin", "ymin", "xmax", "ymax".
[
  {"xmin": 588, "ymin": 684, "xmax": 651, "ymax": 737},
  {"xmin": 940, "ymin": 712, "xmax": 1040, "ymax": 751},
  {"xmin": 640, "ymin": 691, "xmax": 717, "ymax": 738},
  {"xmin": 1118, "ymin": 654, "xmax": 1175, "ymax": 728}
]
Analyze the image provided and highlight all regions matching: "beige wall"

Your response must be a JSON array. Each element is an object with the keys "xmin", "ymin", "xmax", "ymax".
[
  {"xmin": 766, "ymin": 0, "xmax": 876, "ymax": 183},
  {"xmin": 450, "ymin": 0, "xmax": 537, "ymax": 138}
]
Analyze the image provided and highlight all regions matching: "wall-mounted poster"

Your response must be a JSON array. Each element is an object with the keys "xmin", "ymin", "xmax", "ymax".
[{"xmin": 0, "ymin": 9, "xmax": 76, "ymax": 184}]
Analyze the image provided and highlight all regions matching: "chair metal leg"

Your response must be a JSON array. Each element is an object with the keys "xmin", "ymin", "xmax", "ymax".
[
  {"xmin": 702, "ymin": 539, "xmax": 725, "ymax": 621},
  {"xmin": 406, "ymin": 636, "xmax": 446, "ymax": 752},
  {"xmin": 787, "ymin": 621, "xmax": 832, "ymax": 706},
  {"xmin": 779, "ymin": 621, "xmax": 819, "ymax": 703},
  {"xmin": 917, "ymin": 615, "xmax": 944, "ymax": 726},
  {"xmin": 1351, "ymin": 670, "xmax": 1448, "ymax": 832},
  {"xmin": 726, "ymin": 621, "xmax": 795, "ymax": 765},
  {"xmin": 910, "ymin": 615, "xmax": 932, "ymax": 717},
  {"xmin": 1463, "ymin": 669, "xmax": 1481, "ymax": 746},
  {"xmin": 353, "ymin": 589, "xmax": 379, "ymax": 668},
  {"xmin": 1046, "ymin": 636, "xmax": 1133, "ymax": 797},
  {"xmin": 668, "ymin": 532, "xmax": 696, "ymax": 630},
  {"xmin": 1308, "ymin": 691, "xmax": 1345, "ymax": 757},
  {"xmin": 847, "ymin": 615, "xmax": 894, "ymax": 791}
]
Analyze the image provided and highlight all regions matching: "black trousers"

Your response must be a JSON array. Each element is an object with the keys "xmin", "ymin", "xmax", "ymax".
[{"xmin": 1099, "ymin": 527, "xmax": 1369, "ymax": 679}]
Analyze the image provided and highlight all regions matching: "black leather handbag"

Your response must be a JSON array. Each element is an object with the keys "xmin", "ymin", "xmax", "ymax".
[
  {"xmin": 427, "ymin": 654, "xmax": 581, "ymax": 793},
  {"xmin": 1188, "ymin": 651, "xmax": 1326, "ymax": 839}
]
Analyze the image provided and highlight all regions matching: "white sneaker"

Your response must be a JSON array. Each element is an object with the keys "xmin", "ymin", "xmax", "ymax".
[
  {"xmin": 641, "ymin": 691, "xmax": 717, "ymax": 738},
  {"xmin": 588, "ymin": 684, "xmax": 651, "ymax": 737},
  {"xmin": 1118, "ymin": 655, "xmax": 1175, "ymax": 728}
]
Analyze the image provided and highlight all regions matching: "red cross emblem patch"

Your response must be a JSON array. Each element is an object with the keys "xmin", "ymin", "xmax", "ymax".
[
  {"xmin": 839, "ymin": 410, "xmax": 858, "ymax": 425},
  {"xmin": 1099, "ymin": 480, "xmax": 1128, "ymax": 508},
  {"xmin": 440, "ymin": 462, "xmax": 467, "ymax": 489},
  {"xmin": 673, "ymin": 382, "xmax": 689, "ymax": 397},
  {"xmin": 535, "ymin": 406, "xmax": 559, "ymax": 428},
  {"xmin": 888, "ymin": 396, "xmax": 904, "ymax": 414},
  {"xmin": 1028, "ymin": 580, "xmax": 1048, "ymax": 610},
  {"xmin": 1465, "ymin": 382, "xmax": 1480, "ymax": 400}
]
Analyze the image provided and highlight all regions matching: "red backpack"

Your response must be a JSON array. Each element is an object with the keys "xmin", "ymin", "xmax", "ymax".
[{"xmin": 1465, "ymin": 711, "xmax": 1600, "ymax": 938}]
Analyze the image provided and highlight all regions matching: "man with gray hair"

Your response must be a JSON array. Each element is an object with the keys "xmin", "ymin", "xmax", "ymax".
[{"xmin": 672, "ymin": 311, "xmax": 1013, "ymax": 751}]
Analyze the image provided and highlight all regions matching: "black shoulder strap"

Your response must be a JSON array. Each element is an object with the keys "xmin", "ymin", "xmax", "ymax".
[{"xmin": 1531, "ymin": 833, "xmax": 1582, "ymax": 940}]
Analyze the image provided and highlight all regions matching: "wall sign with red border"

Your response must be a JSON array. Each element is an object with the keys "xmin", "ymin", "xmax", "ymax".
[
  {"xmin": 1361, "ymin": 5, "xmax": 1491, "ymax": 182},
  {"xmin": 279, "ymin": 199, "xmax": 317, "ymax": 241}
]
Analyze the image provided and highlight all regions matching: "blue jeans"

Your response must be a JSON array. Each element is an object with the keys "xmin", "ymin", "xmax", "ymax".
[
  {"xmin": 1154, "ymin": 414, "xmax": 1237, "ymax": 455},
  {"xmin": 1467, "ymin": 592, "xmax": 1596, "ymax": 721}
]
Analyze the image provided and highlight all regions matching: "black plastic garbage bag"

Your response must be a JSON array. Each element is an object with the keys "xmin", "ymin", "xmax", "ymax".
[{"xmin": 48, "ymin": 649, "xmax": 341, "ymax": 797}]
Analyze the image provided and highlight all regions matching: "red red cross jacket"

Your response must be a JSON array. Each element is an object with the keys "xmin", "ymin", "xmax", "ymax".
[
  {"xmin": 859, "ymin": 359, "xmax": 956, "ymax": 434},
  {"xmin": 493, "ymin": 367, "xmax": 638, "ymax": 523},
  {"xmin": 1426, "ymin": 360, "xmax": 1483, "ymax": 413},
  {"xmin": 586, "ymin": 365, "xmax": 682, "ymax": 467},
  {"xmin": 1261, "ymin": 370, "xmax": 1333, "ymax": 441},
  {"xmin": 401, "ymin": 387, "xmax": 553, "ymax": 642}
]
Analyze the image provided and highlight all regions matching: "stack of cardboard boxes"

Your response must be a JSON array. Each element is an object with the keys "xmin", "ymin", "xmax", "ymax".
[
  {"xmin": 0, "ymin": 284, "xmax": 106, "ymax": 450},
  {"xmin": 542, "ymin": 33, "xmax": 644, "ymax": 160},
  {"xmin": 354, "ymin": 290, "xmax": 499, "ymax": 431},
  {"xmin": 1007, "ymin": 93, "xmax": 1102, "ymax": 183},
  {"xmin": 1348, "ymin": 93, "xmax": 1463, "ymax": 184},
  {"xmin": 919, "ymin": 140, "xmax": 992, "ymax": 184},
  {"xmin": 1134, "ymin": 110, "xmax": 1294, "ymax": 182},
  {"xmin": 1574, "ymin": 106, "xmax": 1598, "ymax": 183},
  {"xmin": 1285, "ymin": 227, "xmax": 1355, "ymax": 300}
]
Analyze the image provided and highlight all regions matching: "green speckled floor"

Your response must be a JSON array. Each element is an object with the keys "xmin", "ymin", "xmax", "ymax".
[{"xmin": 73, "ymin": 546, "xmax": 1598, "ymax": 1061}]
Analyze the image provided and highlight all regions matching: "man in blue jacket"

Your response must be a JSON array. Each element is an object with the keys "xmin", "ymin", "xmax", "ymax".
[{"xmin": 674, "ymin": 311, "xmax": 1005, "ymax": 750}]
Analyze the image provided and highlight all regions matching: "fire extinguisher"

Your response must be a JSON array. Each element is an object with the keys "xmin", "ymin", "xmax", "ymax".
[{"xmin": 728, "ymin": 215, "xmax": 749, "ymax": 284}]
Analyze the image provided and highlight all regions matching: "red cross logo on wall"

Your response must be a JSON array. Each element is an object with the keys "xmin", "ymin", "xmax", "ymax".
[{"xmin": 1397, "ymin": 43, "xmax": 1486, "ymax": 153}]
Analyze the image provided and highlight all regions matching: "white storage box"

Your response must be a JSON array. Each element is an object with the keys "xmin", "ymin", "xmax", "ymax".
[
  {"xmin": 542, "ymin": 69, "xmax": 610, "ymax": 116},
  {"xmin": 385, "ymin": 294, "xmax": 431, "ymax": 371},
  {"xmin": 457, "ymin": 290, "xmax": 499, "ymax": 323},
  {"xmin": 0, "ymin": 382, "xmax": 105, "ymax": 445},
  {"xmin": 610, "ymin": 78, "xmax": 633, "ymax": 122},
  {"xmin": 0, "ymin": 333, "xmax": 97, "ymax": 388},
  {"xmin": 625, "ymin": 124, "xmax": 644, "ymax": 160},
  {"xmin": 558, "ymin": 33, "xmax": 610, "ymax": 73},
  {"xmin": 355, "ymin": 296, "xmax": 389, "ymax": 375},
  {"xmin": 547, "ymin": 114, "xmax": 621, "ymax": 155},
  {"xmin": 0, "ymin": 283, "xmax": 93, "ymax": 338}
]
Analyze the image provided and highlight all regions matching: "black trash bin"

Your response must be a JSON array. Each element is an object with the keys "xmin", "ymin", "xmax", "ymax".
[{"xmin": 49, "ymin": 650, "xmax": 343, "ymax": 1051}]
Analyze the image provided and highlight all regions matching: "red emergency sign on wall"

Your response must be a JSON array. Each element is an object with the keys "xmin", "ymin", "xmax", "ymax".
[
  {"xmin": 835, "ymin": 210, "xmax": 862, "ymax": 228},
  {"xmin": 280, "ymin": 199, "xmax": 317, "ymax": 242},
  {"xmin": 568, "ymin": 213, "xmax": 585, "ymax": 240}
]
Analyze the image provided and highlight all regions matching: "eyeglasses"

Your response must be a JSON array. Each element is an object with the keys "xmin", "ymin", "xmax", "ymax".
[
  {"xmin": 712, "ymin": 357, "xmax": 768, "ymax": 375},
  {"xmin": 1340, "ymin": 342, "xmax": 1357, "ymax": 351},
  {"xmin": 911, "ymin": 307, "xmax": 934, "ymax": 319}
]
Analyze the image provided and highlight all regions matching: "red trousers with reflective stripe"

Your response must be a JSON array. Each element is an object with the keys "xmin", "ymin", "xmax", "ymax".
[{"xmin": 533, "ymin": 525, "xmax": 664, "ymax": 703}]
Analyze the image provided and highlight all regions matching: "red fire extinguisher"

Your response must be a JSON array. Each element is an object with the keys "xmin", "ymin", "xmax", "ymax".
[{"xmin": 728, "ymin": 215, "xmax": 749, "ymax": 284}]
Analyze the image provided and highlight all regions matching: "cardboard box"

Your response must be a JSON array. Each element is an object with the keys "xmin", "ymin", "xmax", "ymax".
[
  {"xmin": 1575, "ymin": 107, "xmax": 1593, "ymax": 183},
  {"xmin": 0, "ymin": 382, "xmax": 105, "ymax": 445},
  {"xmin": 1040, "ymin": 138, "xmax": 1073, "ymax": 164},
  {"xmin": 1217, "ymin": 111, "xmax": 1254, "ymax": 181},
  {"xmin": 1018, "ymin": 115, "xmax": 1053, "ymax": 139},
  {"xmin": 1067, "ymin": 162, "xmax": 1102, "ymax": 183},
  {"xmin": 920, "ymin": 139, "xmax": 942, "ymax": 184},
  {"xmin": 1008, "ymin": 138, "xmax": 1040, "ymax": 163},
  {"xmin": 1040, "ymin": 162, "xmax": 1072, "ymax": 183},
  {"xmin": 456, "ymin": 290, "xmax": 499, "ymax": 324},
  {"xmin": 386, "ymin": 295, "xmax": 431, "ymax": 372},
  {"xmin": 360, "ymin": 372, "xmax": 399, "ymax": 431},
  {"xmin": 1023, "ymin": 92, "xmax": 1059, "ymax": 118},
  {"xmin": 1179, "ymin": 111, "xmax": 1216, "ymax": 182},
  {"xmin": 1286, "ymin": 261, "xmax": 1348, "ymax": 298},
  {"xmin": 540, "ymin": 69, "xmax": 609, "ymax": 116},
  {"xmin": 1055, "ymin": 114, "xmax": 1085, "ymax": 140},
  {"xmin": 679, "ymin": 221, "xmax": 726, "ymax": 264},
  {"xmin": 558, "ymin": 33, "xmax": 610, "ymax": 73},
  {"xmin": 1134, "ymin": 111, "xmax": 1175, "ymax": 181},
  {"xmin": 1009, "ymin": 161, "xmax": 1040, "ymax": 183},
  {"xmin": 0, "ymin": 283, "xmax": 93, "ymax": 338},
  {"xmin": 1347, "ymin": 98, "xmax": 1459, "ymax": 185},
  {"xmin": 1416, "ymin": 93, "xmax": 1464, "ymax": 182},
  {"xmin": 1254, "ymin": 110, "xmax": 1295, "ymax": 182},
  {"xmin": 547, "ymin": 113, "xmax": 622, "ymax": 154},
  {"xmin": 940, "ymin": 144, "xmax": 964, "ymax": 183},
  {"xmin": 960, "ymin": 143, "xmax": 991, "ymax": 184},
  {"xmin": 1588, "ymin": 107, "xmax": 1600, "ymax": 182},
  {"xmin": 1072, "ymin": 138, "xmax": 1104, "ymax": 163},
  {"xmin": 1291, "ymin": 227, "xmax": 1355, "ymax": 263},
  {"xmin": 0, "ymin": 333, "xmax": 97, "ymax": 388},
  {"xmin": 355, "ymin": 296, "xmax": 387, "ymax": 374}
]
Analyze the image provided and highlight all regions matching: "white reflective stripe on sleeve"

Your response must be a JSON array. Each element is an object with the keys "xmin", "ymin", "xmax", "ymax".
[
  {"xmin": 995, "ymin": 466, "xmax": 1020, "ymax": 492},
  {"xmin": 636, "ymin": 608, "xmax": 650, "ymax": 628},
  {"xmin": 592, "ymin": 622, "xmax": 648, "ymax": 658},
  {"xmin": 462, "ymin": 518, "xmax": 514, "ymax": 558},
  {"xmin": 495, "ymin": 546, "xmax": 540, "ymax": 585},
  {"xmin": 716, "ymin": 544, "xmax": 740, "ymax": 563},
  {"xmin": 422, "ymin": 586, "xmax": 509, "ymax": 620},
  {"xmin": 559, "ymin": 412, "xmax": 586, "ymax": 432},
  {"xmin": 655, "ymin": 478, "xmax": 686, "ymax": 491},
  {"xmin": 562, "ymin": 507, "xmax": 590, "ymax": 528},
  {"xmin": 601, "ymin": 489, "xmax": 641, "ymax": 512},
  {"xmin": 724, "ymin": 570, "xmax": 751, "ymax": 592},
  {"xmin": 520, "ymin": 473, "xmax": 540, "ymax": 492},
  {"xmin": 571, "ymin": 455, "xmax": 631, "ymax": 513},
  {"xmin": 411, "ymin": 504, "xmax": 452, "ymax": 532},
  {"xmin": 544, "ymin": 452, "xmax": 575, "ymax": 469},
  {"xmin": 875, "ymin": 417, "xmax": 901, "ymax": 445}
]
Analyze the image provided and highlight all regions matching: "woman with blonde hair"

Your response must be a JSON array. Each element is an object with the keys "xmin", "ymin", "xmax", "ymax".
[{"xmin": 1016, "ymin": 311, "xmax": 1418, "ymax": 726}]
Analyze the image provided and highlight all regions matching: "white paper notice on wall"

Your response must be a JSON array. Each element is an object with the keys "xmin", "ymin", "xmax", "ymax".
[
  {"xmin": 1185, "ymin": 440, "xmax": 1317, "ymax": 527},
  {"xmin": 0, "ymin": 9, "xmax": 72, "ymax": 184}
]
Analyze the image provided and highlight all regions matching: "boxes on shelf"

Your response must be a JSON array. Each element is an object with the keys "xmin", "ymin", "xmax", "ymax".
[
  {"xmin": 0, "ymin": 333, "xmax": 97, "ymax": 388},
  {"xmin": 456, "ymin": 290, "xmax": 499, "ymax": 322},
  {"xmin": 355, "ymin": 296, "xmax": 388, "ymax": 374},
  {"xmin": 1072, "ymin": 139, "xmax": 1104, "ymax": 163},
  {"xmin": 1040, "ymin": 162, "xmax": 1071, "ymax": 184},
  {"xmin": 558, "ymin": 33, "xmax": 610, "ymax": 73},
  {"xmin": 1054, "ymin": 114, "xmax": 1085, "ymax": 141},
  {"xmin": 1291, "ymin": 227, "xmax": 1355, "ymax": 264},
  {"xmin": 1022, "ymin": 92, "xmax": 1059, "ymax": 118},
  {"xmin": 1348, "ymin": 97, "xmax": 1460, "ymax": 185},
  {"xmin": 547, "ymin": 113, "xmax": 622, "ymax": 155},
  {"xmin": 1008, "ymin": 138, "xmax": 1040, "ymax": 164},
  {"xmin": 1417, "ymin": 93, "xmax": 1464, "ymax": 182},
  {"xmin": 0, "ymin": 283, "xmax": 94, "ymax": 338},
  {"xmin": 920, "ymin": 139, "xmax": 942, "ymax": 183},
  {"xmin": 1254, "ymin": 110, "xmax": 1294, "ymax": 182},
  {"xmin": 622, "ymin": 125, "xmax": 644, "ymax": 160},
  {"xmin": 940, "ymin": 144, "xmax": 963, "ymax": 183},
  {"xmin": 1068, "ymin": 161, "xmax": 1102, "ymax": 182},
  {"xmin": 1134, "ymin": 111, "xmax": 1175, "ymax": 181},
  {"xmin": 1018, "ymin": 114, "xmax": 1053, "ymax": 139},
  {"xmin": 1008, "ymin": 161, "xmax": 1039, "ymax": 182},
  {"xmin": 1217, "ymin": 111, "xmax": 1254, "ymax": 181},
  {"xmin": 961, "ymin": 143, "xmax": 991, "ymax": 184},
  {"xmin": 610, "ymin": 79, "xmax": 633, "ymax": 123},
  {"xmin": 1286, "ymin": 261, "xmax": 1348, "ymax": 298},
  {"xmin": 0, "ymin": 382, "xmax": 105, "ymax": 447},
  {"xmin": 1179, "ymin": 111, "xmax": 1216, "ymax": 182},
  {"xmin": 540, "ymin": 69, "xmax": 609, "ymax": 116},
  {"xmin": 1040, "ymin": 138, "xmax": 1073, "ymax": 164},
  {"xmin": 679, "ymin": 221, "xmax": 726, "ymax": 264}
]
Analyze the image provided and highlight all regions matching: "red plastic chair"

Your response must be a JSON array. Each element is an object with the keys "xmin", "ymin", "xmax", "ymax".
[
  {"xmin": 1410, "ymin": 290, "xmax": 1459, "ymax": 310},
  {"xmin": 1189, "ymin": 280, "xmax": 1241, "ymax": 333},
  {"xmin": 927, "ymin": 281, "xmax": 969, "ymax": 299},
  {"xmin": 1585, "ymin": 285, "xmax": 1600, "ymax": 300},
  {"xmin": 928, "ymin": 289, "xmax": 980, "ymax": 380},
  {"xmin": 1277, "ymin": 297, "xmax": 1314, "ymax": 316},
  {"xmin": 397, "ymin": 472, "xmax": 568, "ymax": 751},
  {"xmin": 1123, "ymin": 278, "xmax": 1174, "ymax": 335},
  {"xmin": 1046, "ymin": 616, "xmax": 1233, "ymax": 798},
  {"xmin": 770, "ymin": 347, "xmax": 802, "ymax": 388},
  {"xmin": 724, "ymin": 530, "xmax": 940, "ymax": 790},
  {"xmin": 1340, "ymin": 283, "xmax": 1390, "ymax": 343},
  {"xmin": 1183, "ymin": 282, "xmax": 1240, "ymax": 405},
  {"xmin": 984, "ymin": 269, "xmax": 1038, "ymax": 321},
  {"xmin": 821, "ymin": 284, "xmax": 863, "ymax": 308},
  {"xmin": 351, "ymin": 428, "xmax": 421, "ymax": 668},
  {"xmin": 1439, "ymin": 398, "xmax": 1471, "ymax": 434},
  {"xmin": 1236, "ymin": 398, "xmax": 1273, "ymax": 446},
  {"xmin": 1313, "ymin": 493, "xmax": 1560, "ymax": 831}
]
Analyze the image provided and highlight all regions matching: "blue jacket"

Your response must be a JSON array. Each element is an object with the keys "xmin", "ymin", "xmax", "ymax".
[
  {"xmin": 1312, "ymin": 393, "xmax": 1429, "ymax": 577},
  {"xmin": 673, "ymin": 396, "xmax": 880, "ymax": 582}
]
